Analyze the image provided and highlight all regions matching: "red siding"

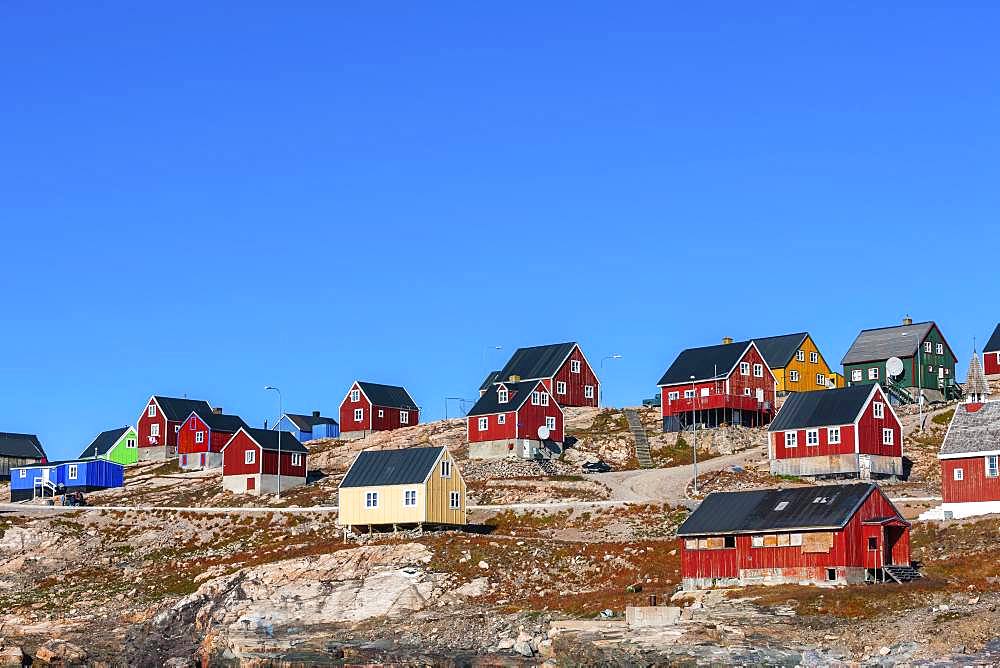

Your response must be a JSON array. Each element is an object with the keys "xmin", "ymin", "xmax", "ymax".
[
  {"xmin": 941, "ymin": 456, "xmax": 1000, "ymax": 503},
  {"xmin": 339, "ymin": 383, "xmax": 372, "ymax": 432},
  {"xmin": 772, "ymin": 424, "xmax": 857, "ymax": 460},
  {"xmin": 136, "ymin": 398, "xmax": 182, "ymax": 450},
  {"xmin": 550, "ymin": 346, "xmax": 599, "ymax": 408},
  {"xmin": 467, "ymin": 410, "xmax": 517, "ymax": 442},
  {"xmin": 261, "ymin": 449, "xmax": 307, "ymax": 477},
  {"xmin": 222, "ymin": 431, "xmax": 261, "ymax": 476},
  {"xmin": 855, "ymin": 387, "xmax": 902, "ymax": 458},
  {"xmin": 514, "ymin": 387, "xmax": 564, "ymax": 441},
  {"xmin": 371, "ymin": 405, "xmax": 419, "ymax": 432},
  {"xmin": 985, "ymin": 351, "xmax": 1000, "ymax": 376},
  {"xmin": 680, "ymin": 487, "xmax": 910, "ymax": 581},
  {"xmin": 661, "ymin": 345, "xmax": 776, "ymax": 418},
  {"xmin": 177, "ymin": 413, "xmax": 239, "ymax": 455}
]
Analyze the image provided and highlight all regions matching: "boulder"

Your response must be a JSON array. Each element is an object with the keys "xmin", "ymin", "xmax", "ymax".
[
  {"xmin": 0, "ymin": 646, "xmax": 23, "ymax": 667},
  {"xmin": 35, "ymin": 639, "xmax": 88, "ymax": 664}
]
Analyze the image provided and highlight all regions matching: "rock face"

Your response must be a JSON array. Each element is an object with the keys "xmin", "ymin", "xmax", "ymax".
[{"xmin": 34, "ymin": 639, "xmax": 88, "ymax": 664}]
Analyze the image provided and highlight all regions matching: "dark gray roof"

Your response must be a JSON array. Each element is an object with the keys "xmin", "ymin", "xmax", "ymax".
[
  {"xmin": 841, "ymin": 322, "xmax": 935, "ymax": 365},
  {"xmin": 479, "ymin": 370, "xmax": 502, "ymax": 392},
  {"xmin": 356, "ymin": 382, "xmax": 418, "ymax": 411},
  {"xmin": 154, "ymin": 396, "xmax": 213, "ymax": 422},
  {"xmin": 657, "ymin": 340, "xmax": 753, "ymax": 386},
  {"xmin": 466, "ymin": 380, "xmax": 541, "ymax": 416},
  {"xmin": 677, "ymin": 483, "xmax": 885, "ymax": 536},
  {"xmin": 752, "ymin": 333, "xmax": 809, "ymax": 369},
  {"xmin": 283, "ymin": 412, "xmax": 338, "ymax": 431},
  {"xmin": 340, "ymin": 446, "xmax": 444, "ymax": 488},
  {"xmin": 0, "ymin": 432, "xmax": 47, "ymax": 460},
  {"xmin": 199, "ymin": 412, "xmax": 248, "ymax": 433},
  {"xmin": 768, "ymin": 385, "xmax": 875, "ymax": 431},
  {"xmin": 242, "ymin": 427, "xmax": 308, "ymax": 454},
  {"xmin": 495, "ymin": 343, "xmax": 578, "ymax": 382},
  {"xmin": 986, "ymin": 324, "xmax": 1000, "ymax": 354},
  {"xmin": 939, "ymin": 402, "xmax": 1000, "ymax": 456},
  {"xmin": 78, "ymin": 427, "xmax": 130, "ymax": 459}
]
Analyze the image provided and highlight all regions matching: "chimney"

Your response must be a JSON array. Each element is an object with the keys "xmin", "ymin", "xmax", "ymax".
[
  {"xmin": 903, "ymin": 315, "xmax": 912, "ymax": 326},
  {"xmin": 313, "ymin": 410, "xmax": 321, "ymax": 418},
  {"xmin": 509, "ymin": 374, "xmax": 521, "ymax": 382},
  {"xmin": 722, "ymin": 336, "xmax": 733, "ymax": 345},
  {"xmin": 213, "ymin": 407, "xmax": 222, "ymax": 415}
]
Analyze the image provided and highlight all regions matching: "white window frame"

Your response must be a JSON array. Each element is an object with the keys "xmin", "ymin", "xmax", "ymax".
[
  {"xmin": 743, "ymin": 387, "xmax": 752, "ymax": 396},
  {"xmin": 378, "ymin": 408, "xmax": 384, "ymax": 418},
  {"xmin": 497, "ymin": 414, "xmax": 506, "ymax": 425},
  {"xmin": 873, "ymin": 402, "xmax": 884, "ymax": 419},
  {"xmin": 684, "ymin": 389, "xmax": 695, "ymax": 399},
  {"xmin": 449, "ymin": 491, "xmax": 461, "ymax": 509},
  {"xmin": 584, "ymin": 385, "xmax": 594, "ymax": 399},
  {"xmin": 882, "ymin": 428, "xmax": 894, "ymax": 445},
  {"xmin": 810, "ymin": 351, "xmax": 818, "ymax": 363},
  {"xmin": 785, "ymin": 432, "xmax": 798, "ymax": 448},
  {"xmin": 816, "ymin": 373, "xmax": 825, "ymax": 386},
  {"xmin": 852, "ymin": 369, "xmax": 863, "ymax": 382},
  {"xmin": 669, "ymin": 391, "xmax": 680, "ymax": 401},
  {"xmin": 354, "ymin": 408, "xmax": 364, "ymax": 422},
  {"xmin": 796, "ymin": 350, "xmax": 805, "ymax": 362},
  {"xmin": 68, "ymin": 464, "xmax": 78, "ymax": 480},
  {"xmin": 539, "ymin": 392, "xmax": 549, "ymax": 406},
  {"xmin": 400, "ymin": 410, "xmax": 409, "ymax": 425},
  {"xmin": 19, "ymin": 469, "xmax": 26, "ymax": 479},
  {"xmin": 498, "ymin": 388, "xmax": 508, "ymax": 403},
  {"xmin": 531, "ymin": 391, "xmax": 541, "ymax": 406},
  {"xmin": 740, "ymin": 362, "xmax": 750, "ymax": 376},
  {"xmin": 441, "ymin": 460, "xmax": 452, "ymax": 478},
  {"xmin": 987, "ymin": 455, "xmax": 999, "ymax": 479},
  {"xmin": 245, "ymin": 449, "xmax": 256, "ymax": 465},
  {"xmin": 753, "ymin": 363, "xmax": 763, "ymax": 378},
  {"xmin": 806, "ymin": 429, "xmax": 819, "ymax": 446},
  {"xmin": 175, "ymin": 425, "xmax": 180, "ymax": 433},
  {"xmin": 954, "ymin": 467, "xmax": 964, "ymax": 481},
  {"xmin": 570, "ymin": 360, "xmax": 581, "ymax": 373},
  {"xmin": 150, "ymin": 423, "xmax": 160, "ymax": 437},
  {"xmin": 545, "ymin": 416, "xmax": 556, "ymax": 431},
  {"xmin": 195, "ymin": 431, "xmax": 205, "ymax": 444},
  {"xmin": 868, "ymin": 367, "xmax": 879, "ymax": 380},
  {"xmin": 789, "ymin": 370, "xmax": 799, "ymax": 382},
  {"xmin": 556, "ymin": 381, "xmax": 567, "ymax": 395},
  {"xmin": 936, "ymin": 343, "xmax": 944, "ymax": 355},
  {"xmin": 291, "ymin": 453, "xmax": 302, "ymax": 466},
  {"xmin": 365, "ymin": 491, "xmax": 379, "ymax": 509},
  {"xmin": 827, "ymin": 427, "xmax": 840, "ymax": 444},
  {"xmin": 478, "ymin": 417, "xmax": 489, "ymax": 431},
  {"xmin": 404, "ymin": 489, "xmax": 417, "ymax": 507},
  {"xmin": 924, "ymin": 341, "xmax": 933, "ymax": 353},
  {"xmin": 350, "ymin": 389, "xmax": 360, "ymax": 402},
  {"xmin": 147, "ymin": 404, "xmax": 156, "ymax": 417}
]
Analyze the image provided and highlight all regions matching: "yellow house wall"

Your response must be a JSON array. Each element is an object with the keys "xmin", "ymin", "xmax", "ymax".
[
  {"xmin": 775, "ymin": 335, "xmax": 836, "ymax": 393},
  {"xmin": 424, "ymin": 450, "xmax": 467, "ymax": 525}
]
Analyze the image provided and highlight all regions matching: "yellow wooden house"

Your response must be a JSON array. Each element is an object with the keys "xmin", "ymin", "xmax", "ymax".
[
  {"xmin": 751, "ymin": 332, "xmax": 843, "ymax": 395},
  {"xmin": 338, "ymin": 445, "xmax": 466, "ymax": 531}
]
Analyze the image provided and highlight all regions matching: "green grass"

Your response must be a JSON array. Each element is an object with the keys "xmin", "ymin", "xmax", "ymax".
[{"xmin": 932, "ymin": 409, "xmax": 955, "ymax": 426}]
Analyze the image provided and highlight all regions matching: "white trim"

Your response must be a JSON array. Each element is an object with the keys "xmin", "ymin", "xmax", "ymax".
[
  {"xmin": 365, "ymin": 490, "xmax": 379, "ymax": 509},
  {"xmin": 404, "ymin": 489, "xmax": 418, "ymax": 507},
  {"xmin": 497, "ymin": 413, "xmax": 506, "ymax": 425},
  {"xmin": 245, "ymin": 449, "xmax": 256, "ymax": 465}
]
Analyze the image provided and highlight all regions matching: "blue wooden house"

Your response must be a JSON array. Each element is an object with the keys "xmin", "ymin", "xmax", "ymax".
[
  {"xmin": 10, "ymin": 459, "xmax": 124, "ymax": 502},
  {"xmin": 273, "ymin": 411, "xmax": 339, "ymax": 442}
]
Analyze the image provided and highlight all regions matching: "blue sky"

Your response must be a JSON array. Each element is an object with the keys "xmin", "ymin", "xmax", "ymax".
[{"xmin": 2, "ymin": 3, "xmax": 998, "ymax": 459}]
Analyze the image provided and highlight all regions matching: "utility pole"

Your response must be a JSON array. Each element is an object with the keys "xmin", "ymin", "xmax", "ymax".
[
  {"xmin": 265, "ymin": 385, "xmax": 282, "ymax": 500},
  {"xmin": 691, "ymin": 375, "xmax": 698, "ymax": 495}
]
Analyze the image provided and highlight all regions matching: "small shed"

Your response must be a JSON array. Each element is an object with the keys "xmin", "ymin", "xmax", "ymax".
[
  {"xmin": 338, "ymin": 446, "xmax": 466, "ymax": 531},
  {"xmin": 0, "ymin": 432, "xmax": 47, "ymax": 480},
  {"xmin": 274, "ymin": 411, "xmax": 340, "ymax": 441},
  {"xmin": 10, "ymin": 459, "xmax": 124, "ymax": 502},
  {"xmin": 221, "ymin": 427, "xmax": 308, "ymax": 496},
  {"xmin": 78, "ymin": 427, "xmax": 138, "ymax": 466}
]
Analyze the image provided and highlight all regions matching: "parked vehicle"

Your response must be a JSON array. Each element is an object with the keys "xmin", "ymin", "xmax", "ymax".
[{"xmin": 582, "ymin": 460, "xmax": 612, "ymax": 474}]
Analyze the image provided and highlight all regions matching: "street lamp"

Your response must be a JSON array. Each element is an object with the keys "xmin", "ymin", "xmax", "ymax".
[
  {"xmin": 690, "ymin": 375, "xmax": 698, "ymax": 495},
  {"xmin": 599, "ymin": 354, "xmax": 623, "ymax": 407},
  {"xmin": 265, "ymin": 385, "xmax": 282, "ymax": 500},
  {"xmin": 482, "ymin": 345, "xmax": 503, "ymax": 373}
]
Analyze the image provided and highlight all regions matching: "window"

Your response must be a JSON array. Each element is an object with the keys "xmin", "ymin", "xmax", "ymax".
[
  {"xmin": 789, "ymin": 370, "xmax": 800, "ymax": 382},
  {"xmin": 928, "ymin": 365, "xmax": 934, "ymax": 373},
  {"xmin": 400, "ymin": 410, "xmax": 409, "ymax": 425},
  {"xmin": 378, "ymin": 409, "xmax": 384, "ymax": 418},
  {"xmin": 936, "ymin": 343, "xmax": 944, "ymax": 355},
  {"xmin": 873, "ymin": 402, "xmax": 884, "ymax": 419},
  {"xmin": 497, "ymin": 414, "xmax": 506, "ymax": 424},
  {"xmin": 478, "ymin": 417, "xmax": 489, "ymax": 431},
  {"xmin": 686, "ymin": 538, "xmax": 700, "ymax": 550},
  {"xmin": 810, "ymin": 351, "xmax": 818, "ymax": 363},
  {"xmin": 816, "ymin": 373, "xmax": 826, "ymax": 386},
  {"xmin": 669, "ymin": 391, "xmax": 680, "ymax": 401},
  {"xmin": 531, "ymin": 391, "xmax": 541, "ymax": 405},
  {"xmin": 68, "ymin": 465, "xmax": 77, "ymax": 480},
  {"xmin": 404, "ymin": 489, "xmax": 417, "ymax": 507},
  {"xmin": 291, "ymin": 453, "xmax": 302, "ymax": 466},
  {"xmin": 584, "ymin": 385, "xmax": 594, "ymax": 399},
  {"xmin": 740, "ymin": 362, "xmax": 750, "ymax": 375},
  {"xmin": 701, "ymin": 388, "xmax": 710, "ymax": 397},
  {"xmin": 175, "ymin": 425, "xmax": 180, "ymax": 433},
  {"xmin": 570, "ymin": 360, "xmax": 581, "ymax": 373},
  {"xmin": 784, "ymin": 432, "xmax": 798, "ymax": 448},
  {"xmin": 882, "ymin": 428, "xmax": 894, "ymax": 445},
  {"xmin": 189, "ymin": 419, "xmax": 197, "ymax": 430},
  {"xmin": 540, "ymin": 392, "xmax": 549, "ymax": 406},
  {"xmin": 354, "ymin": 408, "xmax": 364, "ymax": 422},
  {"xmin": 350, "ymin": 389, "xmax": 360, "ymax": 402},
  {"xmin": 751, "ymin": 535, "xmax": 764, "ymax": 547},
  {"xmin": 545, "ymin": 416, "xmax": 556, "ymax": 431},
  {"xmin": 724, "ymin": 535, "xmax": 736, "ymax": 548},
  {"xmin": 19, "ymin": 469, "xmax": 26, "ymax": 479},
  {"xmin": 684, "ymin": 389, "xmax": 695, "ymax": 399},
  {"xmin": 450, "ymin": 491, "xmax": 461, "ymax": 509},
  {"xmin": 774, "ymin": 501, "xmax": 789, "ymax": 511},
  {"xmin": 150, "ymin": 424, "xmax": 160, "ymax": 437},
  {"xmin": 365, "ymin": 491, "xmax": 379, "ymax": 508},
  {"xmin": 954, "ymin": 467, "xmax": 964, "ymax": 481},
  {"xmin": 147, "ymin": 404, "xmax": 156, "ymax": 417},
  {"xmin": 868, "ymin": 367, "xmax": 879, "ymax": 380},
  {"xmin": 827, "ymin": 427, "xmax": 840, "ymax": 444},
  {"xmin": 743, "ymin": 387, "xmax": 752, "ymax": 396},
  {"xmin": 924, "ymin": 341, "xmax": 933, "ymax": 353},
  {"xmin": 868, "ymin": 537, "xmax": 878, "ymax": 551},
  {"xmin": 498, "ymin": 388, "xmax": 508, "ymax": 403},
  {"xmin": 441, "ymin": 460, "xmax": 452, "ymax": 478},
  {"xmin": 806, "ymin": 429, "xmax": 819, "ymax": 446},
  {"xmin": 556, "ymin": 381, "xmax": 567, "ymax": 395},
  {"xmin": 245, "ymin": 449, "xmax": 256, "ymax": 465},
  {"xmin": 987, "ymin": 455, "xmax": 999, "ymax": 478},
  {"xmin": 753, "ymin": 363, "xmax": 763, "ymax": 378},
  {"xmin": 826, "ymin": 568, "xmax": 837, "ymax": 582},
  {"xmin": 127, "ymin": 438, "xmax": 136, "ymax": 449},
  {"xmin": 796, "ymin": 350, "xmax": 805, "ymax": 362},
  {"xmin": 852, "ymin": 369, "xmax": 863, "ymax": 382},
  {"xmin": 195, "ymin": 431, "xmax": 204, "ymax": 444}
]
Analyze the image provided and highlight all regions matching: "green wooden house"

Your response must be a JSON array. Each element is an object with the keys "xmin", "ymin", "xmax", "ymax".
[
  {"xmin": 841, "ymin": 317, "xmax": 959, "ymax": 404},
  {"xmin": 78, "ymin": 426, "xmax": 139, "ymax": 466}
]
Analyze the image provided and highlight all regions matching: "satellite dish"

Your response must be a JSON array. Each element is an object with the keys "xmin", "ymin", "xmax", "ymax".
[
  {"xmin": 886, "ymin": 357, "xmax": 904, "ymax": 378},
  {"xmin": 537, "ymin": 425, "xmax": 551, "ymax": 440}
]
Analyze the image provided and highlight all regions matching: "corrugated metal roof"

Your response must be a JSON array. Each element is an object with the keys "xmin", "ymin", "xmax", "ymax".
[
  {"xmin": 154, "ymin": 396, "xmax": 213, "ymax": 422},
  {"xmin": 244, "ymin": 427, "xmax": 308, "ymax": 453},
  {"xmin": 479, "ymin": 370, "xmax": 502, "ymax": 392},
  {"xmin": 939, "ymin": 402, "xmax": 1000, "ymax": 456},
  {"xmin": 840, "ymin": 322, "xmax": 934, "ymax": 365},
  {"xmin": 283, "ymin": 413, "xmax": 339, "ymax": 430},
  {"xmin": 677, "ymin": 483, "xmax": 878, "ymax": 536},
  {"xmin": 768, "ymin": 385, "xmax": 874, "ymax": 431},
  {"xmin": 495, "ymin": 343, "xmax": 577, "ymax": 382},
  {"xmin": 78, "ymin": 427, "xmax": 130, "ymax": 459},
  {"xmin": 657, "ymin": 341, "xmax": 752, "ymax": 386},
  {"xmin": 339, "ymin": 446, "xmax": 443, "ymax": 488},
  {"xmin": 200, "ymin": 412, "xmax": 248, "ymax": 433},
  {"xmin": 986, "ymin": 324, "xmax": 1000, "ymax": 354},
  {"xmin": 752, "ymin": 333, "xmax": 809, "ymax": 369},
  {"xmin": 466, "ymin": 380, "xmax": 540, "ymax": 416},
  {"xmin": 357, "ymin": 382, "xmax": 418, "ymax": 411},
  {"xmin": 0, "ymin": 432, "xmax": 46, "ymax": 459}
]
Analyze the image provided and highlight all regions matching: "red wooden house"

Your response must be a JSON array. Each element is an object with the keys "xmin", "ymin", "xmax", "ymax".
[
  {"xmin": 934, "ymin": 400, "xmax": 1000, "ymax": 517},
  {"xmin": 177, "ymin": 408, "xmax": 248, "ymax": 470},
  {"xmin": 135, "ymin": 396, "xmax": 213, "ymax": 462},
  {"xmin": 768, "ymin": 384, "xmax": 903, "ymax": 479},
  {"xmin": 985, "ymin": 324, "xmax": 1000, "ymax": 376},
  {"xmin": 466, "ymin": 380, "xmax": 564, "ymax": 460},
  {"xmin": 481, "ymin": 342, "xmax": 600, "ymax": 408},
  {"xmin": 657, "ymin": 340, "xmax": 776, "ymax": 432},
  {"xmin": 339, "ymin": 381, "xmax": 419, "ymax": 440},
  {"xmin": 221, "ymin": 427, "xmax": 307, "ymax": 496},
  {"xmin": 677, "ymin": 483, "xmax": 915, "ymax": 589}
]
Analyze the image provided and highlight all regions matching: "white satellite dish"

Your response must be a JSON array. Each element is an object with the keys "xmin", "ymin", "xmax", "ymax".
[
  {"xmin": 537, "ymin": 425, "xmax": 551, "ymax": 440},
  {"xmin": 886, "ymin": 357, "xmax": 904, "ymax": 378}
]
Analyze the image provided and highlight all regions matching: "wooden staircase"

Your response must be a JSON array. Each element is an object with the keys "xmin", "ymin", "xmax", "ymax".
[
  {"xmin": 624, "ymin": 409, "xmax": 654, "ymax": 469},
  {"xmin": 883, "ymin": 564, "xmax": 922, "ymax": 583}
]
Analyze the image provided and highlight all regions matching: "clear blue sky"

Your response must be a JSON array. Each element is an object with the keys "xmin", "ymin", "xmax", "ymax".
[{"xmin": 2, "ymin": 3, "xmax": 998, "ymax": 459}]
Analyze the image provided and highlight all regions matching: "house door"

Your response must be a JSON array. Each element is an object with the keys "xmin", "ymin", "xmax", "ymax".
[
  {"xmin": 756, "ymin": 388, "xmax": 764, "ymax": 403},
  {"xmin": 41, "ymin": 468, "xmax": 50, "ymax": 483},
  {"xmin": 885, "ymin": 526, "xmax": 906, "ymax": 565},
  {"xmin": 247, "ymin": 477, "xmax": 255, "ymax": 491},
  {"xmin": 200, "ymin": 453, "xmax": 206, "ymax": 467},
  {"xmin": 859, "ymin": 454, "xmax": 872, "ymax": 480}
]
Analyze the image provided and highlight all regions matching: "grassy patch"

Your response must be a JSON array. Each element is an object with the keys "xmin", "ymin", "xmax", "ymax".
[{"xmin": 932, "ymin": 409, "xmax": 955, "ymax": 426}]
